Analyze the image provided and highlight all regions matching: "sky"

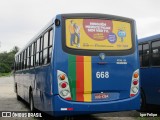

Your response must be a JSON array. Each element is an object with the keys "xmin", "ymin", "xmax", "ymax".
[{"xmin": 0, "ymin": 0, "xmax": 160, "ymax": 52}]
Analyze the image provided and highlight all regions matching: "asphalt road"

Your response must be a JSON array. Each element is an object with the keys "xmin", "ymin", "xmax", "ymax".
[{"xmin": 0, "ymin": 76, "xmax": 158, "ymax": 120}]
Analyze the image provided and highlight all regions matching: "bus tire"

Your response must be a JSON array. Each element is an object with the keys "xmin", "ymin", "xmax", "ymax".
[
  {"xmin": 140, "ymin": 89, "xmax": 146, "ymax": 111},
  {"xmin": 29, "ymin": 90, "xmax": 35, "ymax": 112},
  {"xmin": 16, "ymin": 85, "xmax": 21, "ymax": 101},
  {"xmin": 17, "ymin": 93, "xmax": 21, "ymax": 101}
]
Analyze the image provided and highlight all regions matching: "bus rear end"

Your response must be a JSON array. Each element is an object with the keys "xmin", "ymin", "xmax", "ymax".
[{"xmin": 53, "ymin": 14, "xmax": 140, "ymax": 116}]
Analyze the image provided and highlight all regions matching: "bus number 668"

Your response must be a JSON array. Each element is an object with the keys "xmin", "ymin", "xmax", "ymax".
[{"xmin": 96, "ymin": 71, "xmax": 109, "ymax": 79}]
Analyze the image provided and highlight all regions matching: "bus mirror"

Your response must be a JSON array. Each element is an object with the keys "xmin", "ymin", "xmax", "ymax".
[{"xmin": 55, "ymin": 19, "xmax": 60, "ymax": 26}]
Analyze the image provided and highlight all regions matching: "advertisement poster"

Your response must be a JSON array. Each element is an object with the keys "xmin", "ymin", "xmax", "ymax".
[{"xmin": 65, "ymin": 19, "xmax": 132, "ymax": 50}]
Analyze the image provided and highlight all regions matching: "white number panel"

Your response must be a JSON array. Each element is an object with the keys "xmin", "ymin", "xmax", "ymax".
[{"xmin": 96, "ymin": 71, "xmax": 109, "ymax": 79}]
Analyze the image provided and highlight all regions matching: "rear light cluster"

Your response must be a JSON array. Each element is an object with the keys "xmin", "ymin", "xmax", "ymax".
[
  {"xmin": 57, "ymin": 70, "xmax": 71, "ymax": 100},
  {"xmin": 130, "ymin": 69, "xmax": 139, "ymax": 97}
]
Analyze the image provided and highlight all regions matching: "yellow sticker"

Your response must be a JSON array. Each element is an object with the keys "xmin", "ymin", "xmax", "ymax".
[{"xmin": 65, "ymin": 19, "xmax": 132, "ymax": 50}]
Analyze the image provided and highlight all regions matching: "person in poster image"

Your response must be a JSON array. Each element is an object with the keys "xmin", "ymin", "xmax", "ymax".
[
  {"xmin": 69, "ymin": 20, "xmax": 75, "ymax": 46},
  {"xmin": 74, "ymin": 23, "xmax": 81, "ymax": 48}
]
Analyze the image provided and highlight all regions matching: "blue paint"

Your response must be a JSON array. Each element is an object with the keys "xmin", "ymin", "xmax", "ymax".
[
  {"xmin": 14, "ymin": 14, "xmax": 140, "ymax": 116},
  {"xmin": 139, "ymin": 34, "xmax": 160, "ymax": 105}
]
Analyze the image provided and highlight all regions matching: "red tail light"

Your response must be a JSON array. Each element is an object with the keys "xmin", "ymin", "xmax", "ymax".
[
  {"xmin": 57, "ymin": 70, "xmax": 71, "ymax": 100},
  {"xmin": 61, "ymin": 82, "xmax": 67, "ymax": 88},
  {"xmin": 130, "ymin": 94, "xmax": 135, "ymax": 97},
  {"xmin": 65, "ymin": 97, "xmax": 72, "ymax": 100},
  {"xmin": 130, "ymin": 69, "xmax": 139, "ymax": 97},
  {"xmin": 67, "ymin": 108, "xmax": 73, "ymax": 111},
  {"xmin": 133, "ymin": 80, "xmax": 138, "ymax": 85}
]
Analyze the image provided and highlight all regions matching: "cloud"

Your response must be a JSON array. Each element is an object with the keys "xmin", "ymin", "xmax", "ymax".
[{"xmin": 136, "ymin": 17, "xmax": 160, "ymax": 39}]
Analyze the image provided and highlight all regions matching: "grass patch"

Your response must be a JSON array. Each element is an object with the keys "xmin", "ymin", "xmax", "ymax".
[{"xmin": 0, "ymin": 72, "xmax": 11, "ymax": 77}]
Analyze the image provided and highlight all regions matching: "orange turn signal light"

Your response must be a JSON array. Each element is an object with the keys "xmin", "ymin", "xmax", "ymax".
[
  {"xmin": 60, "ymin": 74, "xmax": 65, "ymax": 80},
  {"xmin": 133, "ymin": 73, "xmax": 139, "ymax": 78}
]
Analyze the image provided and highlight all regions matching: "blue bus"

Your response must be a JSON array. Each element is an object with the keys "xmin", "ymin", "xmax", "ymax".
[
  {"xmin": 138, "ymin": 34, "xmax": 160, "ymax": 109},
  {"xmin": 14, "ymin": 13, "xmax": 140, "ymax": 116}
]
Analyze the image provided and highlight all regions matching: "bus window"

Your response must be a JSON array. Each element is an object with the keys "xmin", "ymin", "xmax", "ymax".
[
  {"xmin": 40, "ymin": 37, "xmax": 43, "ymax": 65},
  {"xmin": 36, "ymin": 39, "xmax": 40, "ymax": 66},
  {"xmin": 138, "ymin": 45, "xmax": 142, "ymax": 67},
  {"xmin": 44, "ymin": 32, "xmax": 48, "ymax": 48},
  {"xmin": 33, "ymin": 42, "xmax": 36, "ymax": 67},
  {"xmin": 152, "ymin": 40, "xmax": 160, "ymax": 66},
  {"xmin": 43, "ymin": 32, "xmax": 49, "ymax": 64},
  {"xmin": 30, "ymin": 44, "xmax": 32, "ymax": 67},
  {"xmin": 25, "ymin": 48, "xmax": 28, "ymax": 69},
  {"xmin": 30, "ymin": 43, "xmax": 34, "ymax": 67},
  {"xmin": 21, "ymin": 52, "xmax": 24, "ymax": 69},
  {"xmin": 29, "ymin": 45, "xmax": 32, "ymax": 68},
  {"xmin": 23, "ymin": 51, "xmax": 25, "ymax": 69},
  {"xmin": 27, "ymin": 47, "xmax": 30, "ymax": 68},
  {"xmin": 142, "ymin": 43, "xmax": 149, "ymax": 67},
  {"xmin": 48, "ymin": 29, "xmax": 53, "ymax": 63},
  {"xmin": 24, "ymin": 50, "xmax": 27, "ymax": 69},
  {"xmin": 49, "ymin": 29, "xmax": 53, "ymax": 46}
]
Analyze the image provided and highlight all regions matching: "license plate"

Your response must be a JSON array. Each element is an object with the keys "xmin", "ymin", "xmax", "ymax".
[{"xmin": 94, "ymin": 93, "xmax": 108, "ymax": 99}]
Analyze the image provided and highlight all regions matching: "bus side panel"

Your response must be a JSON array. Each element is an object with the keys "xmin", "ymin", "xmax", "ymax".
[
  {"xmin": 141, "ymin": 68, "xmax": 151, "ymax": 104},
  {"xmin": 33, "ymin": 65, "xmax": 53, "ymax": 112},
  {"xmin": 41, "ymin": 65, "xmax": 53, "ymax": 113},
  {"xmin": 15, "ymin": 72, "xmax": 24, "ymax": 99},
  {"xmin": 32, "ymin": 67, "xmax": 41, "ymax": 110},
  {"xmin": 150, "ymin": 67, "xmax": 160, "ymax": 105},
  {"xmin": 14, "ymin": 66, "xmax": 53, "ymax": 114},
  {"xmin": 14, "ymin": 69, "xmax": 35, "ymax": 103},
  {"xmin": 141, "ymin": 67, "xmax": 160, "ymax": 105},
  {"xmin": 52, "ymin": 15, "xmax": 66, "ymax": 97},
  {"xmin": 24, "ymin": 69, "xmax": 35, "ymax": 103},
  {"xmin": 33, "ymin": 25, "xmax": 55, "ymax": 113}
]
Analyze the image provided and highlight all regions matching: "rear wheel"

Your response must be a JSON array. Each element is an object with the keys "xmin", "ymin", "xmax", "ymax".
[
  {"xmin": 16, "ymin": 85, "xmax": 21, "ymax": 100},
  {"xmin": 29, "ymin": 91, "xmax": 35, "ymax": 112}
]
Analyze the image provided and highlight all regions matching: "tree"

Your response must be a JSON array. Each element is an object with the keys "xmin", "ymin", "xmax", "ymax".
[
  {"xmin": 11, "ymin": 46, "xmax": 19, "ymax": 54},
  {"xmin": 0, "ymin": 63, "xmax": 10, "ymax": 73},
  {"xmin": 0, "ymin": 46, "xmax": 19, "ymax": 73}
]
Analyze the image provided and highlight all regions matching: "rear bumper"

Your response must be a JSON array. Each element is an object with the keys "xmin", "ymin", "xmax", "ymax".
[{"xmin": 53, "ymin": 93, "xmax": 140, "ymax": 116}]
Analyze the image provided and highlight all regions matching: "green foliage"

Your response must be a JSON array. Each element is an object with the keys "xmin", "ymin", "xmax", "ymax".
[
  {"xmin": 0, "ymin": 46, "xmax": 19, "ymax": 74},
  {"xmin": 0, "ymin": 63, "xmax": 10, "ymax": 73},
  {"xmin": 0, "ymin": 72, "xmax": 11, "ymax": 77}
]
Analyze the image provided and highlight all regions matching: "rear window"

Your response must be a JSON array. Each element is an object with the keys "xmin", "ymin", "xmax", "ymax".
[{"xmin": 65, "ymin": 19, "xmax": 132, "ymax": 50}]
